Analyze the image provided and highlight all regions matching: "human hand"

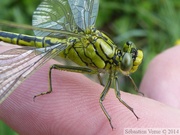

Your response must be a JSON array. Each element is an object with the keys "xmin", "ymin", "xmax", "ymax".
[{"xmin": 0, "ymin": 43, "xmax": 180, "ymax": 135}]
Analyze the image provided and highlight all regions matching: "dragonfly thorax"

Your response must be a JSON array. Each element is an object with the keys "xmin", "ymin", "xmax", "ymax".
[
  {"xmin": 59, "ymin": 28, "xmax": 117, "ymax": 70},
  {"xmin": 60, "ymin": 28, "xmax": 143, "ymax": 75}
]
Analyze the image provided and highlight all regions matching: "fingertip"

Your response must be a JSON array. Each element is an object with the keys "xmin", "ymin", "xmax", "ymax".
[{"xmin": 140, "ymin": 45, "xmax": 180, "ymax": 108}]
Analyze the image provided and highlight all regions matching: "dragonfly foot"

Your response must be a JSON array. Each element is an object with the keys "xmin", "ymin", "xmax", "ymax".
[{"xmin": 33, "ymin": 91, "xmax": 51, "ymax": 101}]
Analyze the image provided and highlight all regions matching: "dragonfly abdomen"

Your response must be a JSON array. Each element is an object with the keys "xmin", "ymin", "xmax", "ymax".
[{"xmin": 0, "ymin": 31, "xmax": 65, "ymax": 48}]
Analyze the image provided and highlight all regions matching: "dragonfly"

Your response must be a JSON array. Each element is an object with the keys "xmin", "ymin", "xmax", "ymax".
[{"xmin": 0, "ymin": 0, "xmax": 143, "ymax": 129}]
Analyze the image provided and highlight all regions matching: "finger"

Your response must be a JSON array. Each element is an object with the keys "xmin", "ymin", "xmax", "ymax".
[
  {"xmin": 1, "ymin": 45, "xmax": 180, "ymax": 135},
  {"xmin": 140, "ymin": 45, "xmax": 180, "ymax": 108}
]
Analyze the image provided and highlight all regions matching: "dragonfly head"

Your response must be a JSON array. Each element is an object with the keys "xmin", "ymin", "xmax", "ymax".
[{"xmin": 117, "ymin": 41, "xmax": 143, "ymax": 75}]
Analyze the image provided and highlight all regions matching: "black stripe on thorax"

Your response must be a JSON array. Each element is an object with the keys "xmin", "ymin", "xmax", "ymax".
[
  {"xmin": 72, "ymin": 43, "xmax": 89, "ymax": 66},
  {"xmin": 82, "ymin": 43, "xmax": 97, "ymax": 67},
  {"xmin": 92, "ymin": 36, "xmax": 116, "ymax": 67},
  {"xmin": 90, "ymin": 37, "xmax": 106, "ymax": 62}
]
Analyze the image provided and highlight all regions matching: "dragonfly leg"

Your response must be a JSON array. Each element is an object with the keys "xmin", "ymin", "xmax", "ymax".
[
  {"xmin": 99, "ymin": 72, "xmax": 114, "ymax": 129},
  {"xmin": 127, "ymin": 75, "xmax": 144, "ymax": 96},
  {"xmin": 34, "ymin": 64, "xmax": 97, "ymax": 99},
  {"xmin": 97, "ymin": 73, "xmax": 104, "ymax": 86},
  {"xmin": 114, "ymin": 75, "xmax": 139, "ymax": 120}
]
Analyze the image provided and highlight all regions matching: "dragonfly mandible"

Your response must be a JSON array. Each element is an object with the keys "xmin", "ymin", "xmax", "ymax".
[{"xmin": 0, "ymin": 0, "xmax": 143, "ymax": 129}]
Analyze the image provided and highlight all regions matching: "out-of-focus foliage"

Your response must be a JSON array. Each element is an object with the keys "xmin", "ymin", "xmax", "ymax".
[
  {"xmin": 0, "ymin": 0, "xmax": 41, "ymax": 34},
  {"xmin": 1, "ymin": 0, "xmax": 180, "ymax": 134}
]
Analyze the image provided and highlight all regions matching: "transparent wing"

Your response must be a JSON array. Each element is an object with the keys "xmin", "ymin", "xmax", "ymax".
[
  {"xmin": 68, "ymin": 0, "xmax": 99, "ymax": 30},
  {"xmin": 32, "ymin": 0, "xmax": 78, "ymax": 37},
  {"xmin": 0, "ymin": 43, "xmax": 67, "ymax": 104}
]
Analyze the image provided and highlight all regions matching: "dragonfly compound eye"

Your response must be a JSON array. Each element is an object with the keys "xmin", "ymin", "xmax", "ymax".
[{"xmin": 121, "ymin": 53, "xmax": 133, "ymax": 72}]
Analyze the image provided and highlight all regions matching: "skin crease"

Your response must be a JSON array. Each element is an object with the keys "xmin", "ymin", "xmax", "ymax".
[{"xmin": 0, "ymin": 42, "xmax": 180, "ymax": 135}]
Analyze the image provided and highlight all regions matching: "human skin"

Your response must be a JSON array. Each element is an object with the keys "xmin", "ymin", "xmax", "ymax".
[{"xmin": 0, "ymin": 43, "xmax": 180, "ymax": 135}]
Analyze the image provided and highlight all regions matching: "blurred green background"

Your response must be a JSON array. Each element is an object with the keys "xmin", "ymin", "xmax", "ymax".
[{"xmin": 0, "ymin": 0, "xmax": 180, "ymax": 134}]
